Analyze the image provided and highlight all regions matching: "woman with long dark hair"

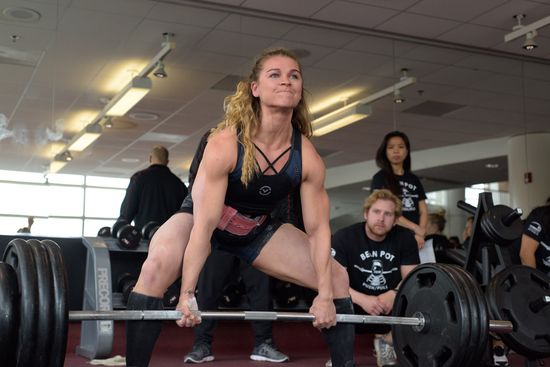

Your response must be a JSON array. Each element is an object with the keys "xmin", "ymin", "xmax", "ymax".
[{"xmin": 370, "ymin": 131, "xmax": 428, "ymax": 248}]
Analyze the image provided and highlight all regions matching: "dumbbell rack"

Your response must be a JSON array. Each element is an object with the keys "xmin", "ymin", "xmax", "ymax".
[{"xmin": 76, "ymin": 236, "xmax": 148, "ymax": 360}]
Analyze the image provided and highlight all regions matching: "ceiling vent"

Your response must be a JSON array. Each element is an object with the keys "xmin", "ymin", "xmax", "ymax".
[{"xmin": 403, "ymin": 101, "xmax": 465, "ymax": 117}]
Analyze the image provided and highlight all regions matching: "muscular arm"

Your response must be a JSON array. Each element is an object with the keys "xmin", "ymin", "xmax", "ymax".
[
  {"xmin": 300, "ymin": 138, "xmax": 333, "ymax": 301},
  {"xmin": 179, "ymin": 131, "xmax": 235, "ymax": 324},
  {"xmin": 519, "ymin": 234, "xmax": 539, "ymax": 268}
]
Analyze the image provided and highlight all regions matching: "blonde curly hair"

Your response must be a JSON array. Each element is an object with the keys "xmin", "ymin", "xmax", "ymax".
[{"xmin": 211, "ymin": 48, "xmax": 312, "ymax": 186}]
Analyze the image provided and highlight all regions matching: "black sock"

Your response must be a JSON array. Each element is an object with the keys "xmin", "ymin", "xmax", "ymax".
[
  {"xmin": 125, "ymin": 292, "xmax": 164, "ymax": 367},
  {"xmin": 322, "ymin": 297, "xmax": 356, "ymax": 367}
]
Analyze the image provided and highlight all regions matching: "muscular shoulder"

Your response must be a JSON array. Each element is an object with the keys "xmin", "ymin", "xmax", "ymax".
[
  {"xmin": 301, "ymin": 136, "xmax": 325, "ymax": 181},
  {"xmin": 202, "ymin": 128, "xmax": 238, "ymax": 172}
]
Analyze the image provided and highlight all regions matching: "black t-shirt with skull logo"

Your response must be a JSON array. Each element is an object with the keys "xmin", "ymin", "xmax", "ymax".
[
  {"xmin": 371, "ymin": 170, "xmax": 427, "ymax": 224},
  {"xmin": 331, "ymin": 222, "xmax": 420, "ymax": 296},
  {"xmin": 523, "ymin": 205, "xmax": 550, "ymax": 275}
]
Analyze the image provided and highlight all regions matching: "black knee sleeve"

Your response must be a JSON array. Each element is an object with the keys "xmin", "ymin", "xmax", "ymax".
[
  {"xmin": 125, "ymin": 292, "xmax": 164, "ymax": 367},
  {"xmin": 322, "ymin": 297, "xmax": 356, "ymax": 367}
]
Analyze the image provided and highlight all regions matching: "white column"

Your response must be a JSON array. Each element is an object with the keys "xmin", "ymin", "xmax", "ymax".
[{"xmin": 507, "ymin": 132, "xmax": 550, "ymax": 215}]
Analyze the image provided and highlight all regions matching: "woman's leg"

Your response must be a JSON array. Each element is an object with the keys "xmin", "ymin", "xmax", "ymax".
[
  {"xmin": 252, "ymin": 224, "xmax": 355, "ymax": 367},
  {"xmin": 126, "ymin": 212, "xmax": 193, "ymax": 367}
]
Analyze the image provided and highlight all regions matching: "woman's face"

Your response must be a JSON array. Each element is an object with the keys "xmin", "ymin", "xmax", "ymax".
[
  {"xmin": 251, "ymin": 55, "xmax": 302, "ymax": 110},
  {"xmin": 386, "ymin": 136, "xmax": 408, "ymax": 165}
]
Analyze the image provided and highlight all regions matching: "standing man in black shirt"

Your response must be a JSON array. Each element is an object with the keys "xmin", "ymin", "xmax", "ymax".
[
  {"xmin": 329, "ymin": 189, "xmax": 419, "ymax": 367},
  {"xmin": 117, "ymin": 145, "xmax": 188, "ymax": 232}
]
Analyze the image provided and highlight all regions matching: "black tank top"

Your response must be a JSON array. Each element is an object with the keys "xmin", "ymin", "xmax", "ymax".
[{"xmin": 224, "ymin": 128, "xmax": 302, "ymax": 216}]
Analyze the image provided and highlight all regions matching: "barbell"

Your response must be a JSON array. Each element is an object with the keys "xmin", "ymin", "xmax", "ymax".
[{"xmin": 1, "ymin": 238, "xmax": 549, "ymax": 367}]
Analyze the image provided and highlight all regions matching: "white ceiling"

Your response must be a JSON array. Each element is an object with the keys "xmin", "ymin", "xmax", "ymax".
[{"xmin": 1, "ymin": 0, "xmax": 550, "ymax": 219}]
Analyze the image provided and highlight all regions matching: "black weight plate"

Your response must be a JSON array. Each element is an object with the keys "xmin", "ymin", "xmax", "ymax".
[
  {"xmin": 27, "ymin": 239, "xmax": 54, "ymax": 367},
  {"xmin": 41, "ymin": 240, "xmax": 69, "ymax": 367},
  {"xmin": 122, "ymin": 279, "xmax": 137, "ymax": 305},
  {"xmin": 117, "ymin": 224, "xmax": 141, "ymax": 249},
  {"xmin": 0, "ymin": 262, "xmax": 18, "ymax": 367},
  {"xmin": 97, "ymin": 226, "xmax": 111, "ymax": 237},
  {"xmin": 439, "ymin": 265, "xmax": 476, "ymax": 367},
  {"xmin": 2, "ymin": 239, "xmax": 39, "ymax": 367},
  {"xmin": 141, "ymin": 221, "xmax": 160, "ymax": 240},
  {"xmin": 481, "ymin": 205, "xmax": 522, "ymax": 244},
  {"xmin": 392, "ymin": 263, "xmax": 471, "ymax": 367},
  {"xmin": 112, "ymin": 219, "xmax": 128, "ymax": 239},
  {"xmin": 460, "ymin": 265, "xmax": 490, "ymax": 366},
  {"xmin": 443, "ymin": 264, "xmax": 489, "ymax": 367},
  {"xmin": 439, "ymin": 264, "xmax": 479, "ymax": 367},
  {"xmin": 487, "ymin": 265, "xmax": 550, "ymax": 359}
]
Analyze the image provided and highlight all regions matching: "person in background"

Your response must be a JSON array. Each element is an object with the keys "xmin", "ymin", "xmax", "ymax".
[
  {"xmin": 426, "ymin": 210, "xmax": 452, "ymax": 263},
  {"xmin": 371, "ymin": 131, "xmax": 428, "ymax": 249},
  {"xmin": 125, "ymin": 48, "xmax": 356, "ymax": 367},
  {"xmin": 328, "ymin": 189, "xmax": 419, "ymax": 367},
  {"xmin": 462, "ymin": 215, "xmax": 474, "ymax": 250},
  {"xmin": 448, "ymin": 236, "xmax": 461, "ymax": 249},
  {"xmin": 17, "ymin": 216, "xmax": 34, "ymax": 233},
  {"xmin": 116, "ymin": 145, "xmax": 188, "ymax": 232},
  {"xmin": 519, "ymin": 199, "xmax": 550, "ymax": 276}
]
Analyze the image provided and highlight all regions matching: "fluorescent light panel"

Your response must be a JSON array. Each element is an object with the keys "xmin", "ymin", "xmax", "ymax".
[
  {"xmin": 105, "ymin": 77, "xmax": 152, "ymax": 116},
  {"xmin": 310, "ymin": 76, "xmax": 416, "ymax": 136},
  {"xmin": 68, "ymin": 124, "xmax": 102, "ymax": 152},
  {"xmin": 312, "ymin": 103, "xmax": 371, "ymax": 137}
]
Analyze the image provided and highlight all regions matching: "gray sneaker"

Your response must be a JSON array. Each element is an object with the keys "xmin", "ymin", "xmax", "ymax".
[
  {"xmin": 250, "ymin": 340, "xmax": 289, "ymax": 363},
  {"xmin": 184, "ymin": 343, "xmax": 215, "ymax": 364},
  {"xmin": 373, "ymin": 337, "xmax": 397, "ymax": 367},
  {"xmin": 325, "ymin": 359, "xmax": 332, "ymax": 367}
]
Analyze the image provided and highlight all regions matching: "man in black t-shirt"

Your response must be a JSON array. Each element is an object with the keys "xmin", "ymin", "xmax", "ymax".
[
  {"xmin": 330, "ymin": 189, "xmax": 419, "ymax": 367},
  {"xmin": 117, "ymin": 145, "xmax": 188, "ymax": 231},
  {"xmin": 520, "ymin": 204, "xmax": 550, "ymax": 276}
]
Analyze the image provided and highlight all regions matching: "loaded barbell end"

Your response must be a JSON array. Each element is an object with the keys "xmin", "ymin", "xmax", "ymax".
[{"xmin": 502, "ymin": 208, "xmax": 523, "ymax": 226}]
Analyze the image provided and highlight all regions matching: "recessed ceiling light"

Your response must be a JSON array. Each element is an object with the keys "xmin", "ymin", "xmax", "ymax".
[
  {"xmin": 2, "ymin": 7, "xmax": 41, "ymax": 22},
  {"xmin": 485, "ymin": 163, "xmax": 499, "ymax": 169},
  {"xmin": 129, "ymin": 112, "xmax": 159, "ymax": 121}
]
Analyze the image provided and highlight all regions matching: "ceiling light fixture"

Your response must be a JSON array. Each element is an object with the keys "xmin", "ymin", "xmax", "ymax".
[
  {"xmin": 67, "ymin": 123, "xmax": 102, "ymax": 152},
  {"xmin": 504, "ymin": 14, "xmax": 549, "ymax": 49},
  {"xmin": 49, "ymin": 151, "xmax": 72, "ymax": 173},
  {"xmin": 312, "ymin": 103, "xmax": 371, "ymax": 136},
  {"xmin": 312, "ymin": 70, "xmax": 416, "ymax": 136},
  {"xmin": 104, "ymin": 77, "xmax": 152, "ymax": 116},
  {"xmin": 153, "ymin": 60, "xmax": 167, "ymax": 78},
  {"xmin": 104, "ymin": 117, "xmax": 114, "ymax": 129},
  {"xmin": 47, "ymin": 33, "xmax": 176, "ymax": 173},
  {"xmin": 393, "ymin": 89, "xmax": 404, "ymax": 104},
  {"xmin": 523, "ymin": 30, "xmax": 537, "ymax": 50}
]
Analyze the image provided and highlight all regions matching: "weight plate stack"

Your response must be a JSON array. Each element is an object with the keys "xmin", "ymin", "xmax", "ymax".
[
  {"xmin": 392, "ymin": 263, "xmax": 472, "ymax": 367},
  {"xmin": 486, "ymin": 265, "xmax": 550, "ymax": 359}
]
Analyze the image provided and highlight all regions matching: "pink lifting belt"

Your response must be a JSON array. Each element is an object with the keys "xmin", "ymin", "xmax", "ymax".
[{"xmin": 216, "ymin": 205, "xmax": 268, "ymax": 236}]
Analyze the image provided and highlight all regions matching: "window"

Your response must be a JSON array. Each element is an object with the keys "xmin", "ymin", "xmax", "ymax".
[{"xmin": 0, "ymin": 172, "xmax": 129, "ymax": 237}]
